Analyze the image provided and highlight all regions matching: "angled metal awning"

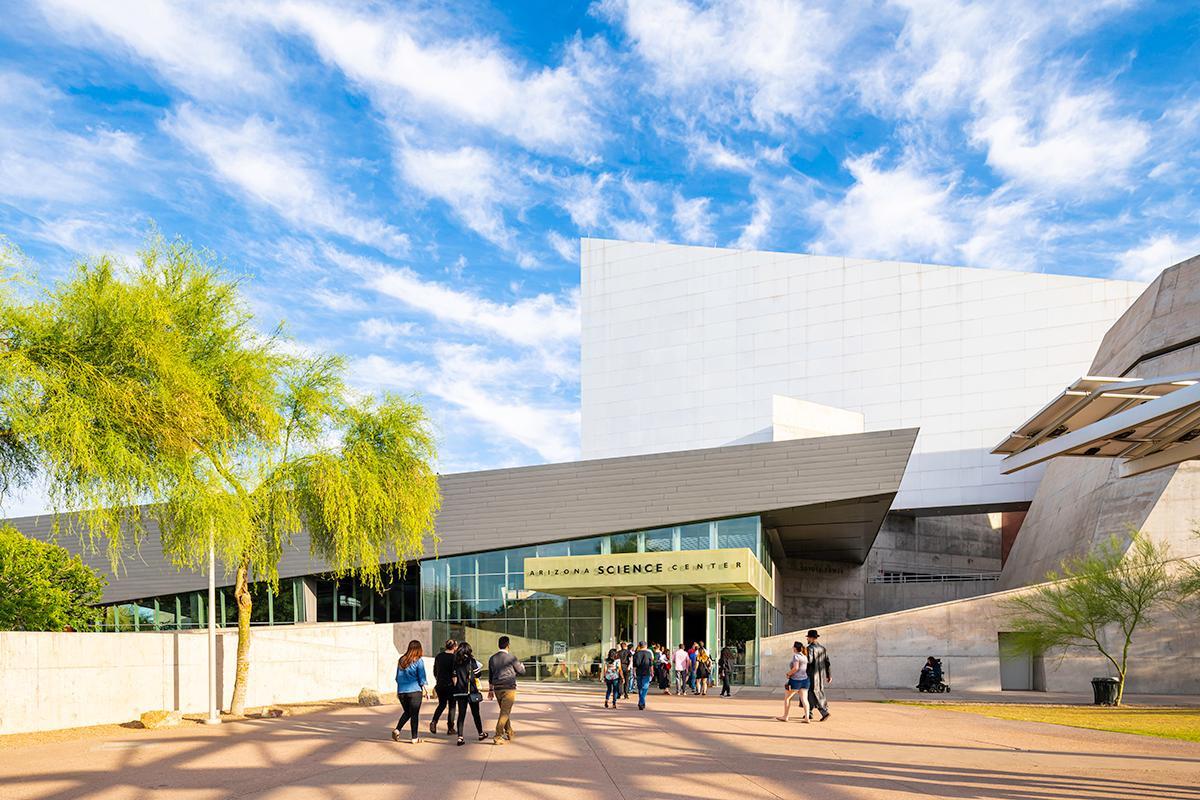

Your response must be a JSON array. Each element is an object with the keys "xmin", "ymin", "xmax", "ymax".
[{"xmin": 993, "ymin": 373, "xmax": 1200, "ymax": 478}]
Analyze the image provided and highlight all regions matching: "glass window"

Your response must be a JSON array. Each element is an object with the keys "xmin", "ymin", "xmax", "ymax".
[
  {"xmin": 679, "ymin": 522, "xmax": 711, "ymax": 550},
  {"xmin": 608, "ymin": 532, "xmax": 638, "ymax": 554},
  {"xmin": 569, "ymin": 598, "xmax": 603, "ymax": 617},
  {"xmin": 475, "ymin": 550, "xmax": 507, "ymax": 574},
  {"xmin": 537, "ymin": 541, "xmax": 569, "ymax": 558},
  {"xmin": 717, "ymin": 516, "xmax": 758, "ymax": 552},
  {"xmin": 568, "ymin": 537, "xmax": 603, "ymax": 556},
  {"xmin": 314, "ymin": 579, "xmax": 336, "ymax": 622},
  {"xmin": 477, "ymin": 574, "xmax": 507, "ymax": 603},
  {"xmin": 643, "ymin": 527, "xmax": 674, "ymax": 552}
]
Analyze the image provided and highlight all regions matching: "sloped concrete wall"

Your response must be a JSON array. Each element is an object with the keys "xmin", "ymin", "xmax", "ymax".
[
  {"xmin": 760, "ymin": 576, "xmax": 1200, "ymax": 695},
  {"xmin": 0, "ymin": 621, "xmax": 432, "ymax": 735}
]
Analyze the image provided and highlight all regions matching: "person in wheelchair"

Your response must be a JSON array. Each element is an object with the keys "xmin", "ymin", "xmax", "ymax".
[{"xmin": 917, "ymin": 656, "xmax": 946, "ymax": 692}]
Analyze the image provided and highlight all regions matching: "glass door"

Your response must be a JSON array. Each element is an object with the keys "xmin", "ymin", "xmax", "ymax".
[{"xmin": 613, "ymin": 598, "xmax": 636, "ymax": 646}]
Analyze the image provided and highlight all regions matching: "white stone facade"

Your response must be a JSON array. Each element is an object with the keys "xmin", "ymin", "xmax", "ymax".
[{"xmin": 580, "ymin": 238, "xmax": 1146, "ymax": 511}]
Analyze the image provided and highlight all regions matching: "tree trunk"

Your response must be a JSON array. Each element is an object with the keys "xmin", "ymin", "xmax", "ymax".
[
  {"xmin": 228, "ymin": 560, "xmax": 253, "ymax": 716},
  {"xmin": 1116, "ymin": 668, "xmax": 1126, "ymax": 706}
]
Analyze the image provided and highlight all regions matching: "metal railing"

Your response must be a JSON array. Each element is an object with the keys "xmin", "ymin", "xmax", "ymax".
[{"xmin": 867, "ymin": 572, "xmax": 1001, "ymax": 584}]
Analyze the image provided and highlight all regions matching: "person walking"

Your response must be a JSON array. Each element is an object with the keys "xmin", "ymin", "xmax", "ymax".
[
  {"xmin": 776, "ymin": 641, "xmax": 812, "ymax": 723},
  {"xmin": 656, "ymin": 645, "xmax": 672, "ymax": 694},
  {"xmin": 632, "ymin": 641, "xmax": 654, "ymax": 710},
  {"xmin": 617, "ymin": 641, "xmax": 633, "ymax": 699},
  {"xmin": 601, "ymin": 648, "xmax": 622, "ymax": 708},
  {"xmin": 429, "ymin": 638, "xmax": 458, "ymax": 736},
  {"xmin": 695, "ymin": 648, "xmax": 712, "ymax": 696},
  {"xmin": 392, "ymin": 639, "xmax": 429, "ymax": 744},
  {"xmin": 452, "ymin": 642, "xmax": 489, "ymax": 745},
  {"xmin": 488, "ymin": 635, "xmax": 525, "ymax": 744},
  {"xmin": 672, "ymin": 643, "xmax": 690, "ymax": 695},
  {"xmin": 805, "ymin": 629, "xmax": 832, "ymax": 721},
  {"xmin": 717, "ymin": 647, "xmax": 734, "ymax": 697},
  {"xmin": 687, "ymin": 642, "xmax": 699, "ymax": 695}
]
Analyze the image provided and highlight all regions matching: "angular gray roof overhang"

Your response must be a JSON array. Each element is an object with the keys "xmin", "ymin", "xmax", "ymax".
[{"xmin": 8, "ymin": 428, "xmax": 917, "ymax": 603}]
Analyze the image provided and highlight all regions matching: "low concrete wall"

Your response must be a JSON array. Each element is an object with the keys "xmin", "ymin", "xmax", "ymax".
[
  {"xmin": 0, "ymin": 621, "xmax": 432, "ymax": 735},
  {"xmin": 761, "ymin": 581, "xmax": 1200, "ymax": 696}
]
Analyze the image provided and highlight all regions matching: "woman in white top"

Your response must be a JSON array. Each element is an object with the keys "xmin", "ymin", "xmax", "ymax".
[{"xmin": 776, "ymin": 641, "xmax": 812, "ymax": 723}]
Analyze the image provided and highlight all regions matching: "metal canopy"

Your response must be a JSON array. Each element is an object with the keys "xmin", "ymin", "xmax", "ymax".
[{"xmin": 993, "ymin": 373, "xmax": 1200, "ymax": 477}]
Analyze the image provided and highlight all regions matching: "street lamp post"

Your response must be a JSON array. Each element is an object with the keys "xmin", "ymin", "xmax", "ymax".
[{"xmin": 204, "ymin": 529, "xmax": 221, "ymax": 725}]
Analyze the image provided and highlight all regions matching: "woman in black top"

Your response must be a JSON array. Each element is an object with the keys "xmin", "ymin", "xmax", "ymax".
[
  {"xmin": 452, "ymin": 642, "xmax": 489, "ymax": 746},
  {"xmin": 718, "ymin": 647, "xmax": 734, "ymax": 697},
  {"xmin": 429, "ymin": 638, "xmax": 458, "ymax": 735}
]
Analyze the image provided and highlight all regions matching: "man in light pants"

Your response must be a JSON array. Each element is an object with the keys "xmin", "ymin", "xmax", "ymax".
[{"xmin": 672, "ymin": 643, "xmax": 691, "ymax": 695}]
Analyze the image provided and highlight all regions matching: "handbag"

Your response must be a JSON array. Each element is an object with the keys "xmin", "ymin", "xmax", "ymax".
[{"xmin": 467, "ymin": 675, "xmax": 484, "ymax": 704}]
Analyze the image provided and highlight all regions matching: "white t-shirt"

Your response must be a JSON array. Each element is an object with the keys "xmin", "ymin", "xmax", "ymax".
[
  {"xmin": 790, "ymin": 651, "xmax": 809, "ymax": 677},
  {"xmin": 673, "ymin": 649, "xmax": 691, "ymax": 670}
]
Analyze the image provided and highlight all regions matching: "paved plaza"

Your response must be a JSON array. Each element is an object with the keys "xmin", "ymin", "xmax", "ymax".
[{"xmin": 3, "ymin": 689, "xmax": 1199, "ymax": 800}]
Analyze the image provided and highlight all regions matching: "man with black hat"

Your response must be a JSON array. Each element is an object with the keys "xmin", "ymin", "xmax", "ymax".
[{"xmin": 805, "ymin": 629, "xmax": 831, "ymax": 721}]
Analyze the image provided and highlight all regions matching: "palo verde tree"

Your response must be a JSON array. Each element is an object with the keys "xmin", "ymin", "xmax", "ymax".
[
  {"xmin": 1, "ymin": 235, "xmax": 441, "ymax": 716},
  {"xmin": 0, "ymin": 525, "xmax": 106, "ymax": 631},
  {"xmin": 1002, "ymin": 532, "xmax": 1183, "ymax": 705}
]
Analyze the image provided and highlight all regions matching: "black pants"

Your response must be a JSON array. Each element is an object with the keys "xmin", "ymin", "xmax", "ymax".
[
  {"xmin": 456, "ymin": 697, "xmax": 483, "ymax": 736},
  {"xmin": 395, "ymin": 691, "xmax": 423, "ymax": 738},
  {"xmin": 430, "ymin": 685, "xmax": 457, "ymax": 730},
  {"xmin": 720, "ymin": 675, "xmax": 731, "ymax": 696}
]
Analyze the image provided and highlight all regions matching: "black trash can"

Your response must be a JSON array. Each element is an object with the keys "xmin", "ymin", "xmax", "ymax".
[{"xmin": 1091, "ymin": 677, "xmax": 1119, "ymax": 706}]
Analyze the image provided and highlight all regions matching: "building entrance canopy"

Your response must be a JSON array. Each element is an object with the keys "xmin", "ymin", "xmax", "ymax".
[
  {"xmin": 524, "ymin": 547, "xmax": 774, "ymax": 598},
  {"xmin": 993, "ymin": 372, "xmax": 1200, "ymax": 477}
]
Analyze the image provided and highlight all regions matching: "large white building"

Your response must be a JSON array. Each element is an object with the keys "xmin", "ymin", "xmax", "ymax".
[{"xmin": 581, "ymin": 238, "xmax": 1147, "ymax": 512}]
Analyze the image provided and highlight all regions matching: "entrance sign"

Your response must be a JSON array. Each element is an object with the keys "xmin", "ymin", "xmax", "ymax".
[{"xmin": 525, "ymin": 547, "xmax": 773, "ymax": 598}]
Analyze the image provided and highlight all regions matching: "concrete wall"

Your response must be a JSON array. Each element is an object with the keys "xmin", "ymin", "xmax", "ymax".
[
  {"xmin": 1000, "ymin": 254, "xmax": 1200, "ymax": 589},
  {"xmin": 0, "ymin": 621, "xmax": 432, "ymax": 735},
  {"xmin": 761, "ymin": 577, "xmax": 1200, "ymax": 695},
  {"xmin": 580, "ymin": 237, "xmax": 1145, "ymax": 510},
  {"xmin": 776, "ymin": 512, "xmax": 1003, "ymax": 630}
]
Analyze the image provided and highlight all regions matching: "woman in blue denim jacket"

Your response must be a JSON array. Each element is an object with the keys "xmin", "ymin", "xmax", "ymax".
[{"xmin": 393, "ymin": 639, "xmax": 429, "ymax": 743}]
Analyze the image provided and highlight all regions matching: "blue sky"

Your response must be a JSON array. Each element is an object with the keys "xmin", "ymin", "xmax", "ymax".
[{"xmin": 1, "ymin": 0, "xmax": 1199, "ymax": 505}]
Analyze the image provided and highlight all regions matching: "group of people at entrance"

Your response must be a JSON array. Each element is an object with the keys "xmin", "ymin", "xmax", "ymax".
[
  {"xmin": 391, "ymin": 636, "xmax": 523, "ymax": 746},
  {"xmin": 602, "ymin": 640, "xmax": 736, "ymax": 708},
  {"xmin": 776, "ymin": 629, "xmax": 832, "ymax": 723}
]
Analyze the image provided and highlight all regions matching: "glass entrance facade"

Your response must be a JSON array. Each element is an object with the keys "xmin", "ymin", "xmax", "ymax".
[{"xmin": 419, "ymin": 514, "xmax": 777, "ymax": 683}]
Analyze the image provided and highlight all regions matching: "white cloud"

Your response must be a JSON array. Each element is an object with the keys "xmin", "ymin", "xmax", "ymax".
[
  {"xmin": 323, "ymin": 247, "xmax": 579, "ymax": 350},
  {"xmin": 601, "ymin": 0, "xmax": 846, "ymax": 128},
  {"xmin": 165, "ymin": 106, "xmax": 409, "ymax": 256},
  {"xmin": 38, "ymin": 0, "xmax": 265, "ymax": 95},
  {"xmin": 687, "ymin": 135, "xmax": 753, "ymax": 173},
  {"xmin": 400, "ymin": 146, "xmax": 513, "ymax": 247},
  {"xmin": 1116, "ymin": 234, "xmax": 1200, "ymax": 282},
  {"xmin": 351, "ymin": 346, "xmax": 580, "ymax": 463},
  {"xmin": 672, "ymin": 195, "xmax": 716, "ymax": 245},
  {"xmin": 547, "ymin": 231, "xmax": 578, "ymax": 263},
  {"xmin": 356, "ymin": 317, "xmax": 417, "ymax": 347},
  {"xmin": 560, "ymin": 172, "xmax": 612, "ymax": 230},
  {"xmin": 0, "ymin": 73, "xmax": 142, "ymax": 204},
  {"xmin": 311, "ymin": 287, "xmax": 365, "ymax": 313},
  {"xmin": 270, "ymin": 1, "xmax": 604, "ymax": 154},
  {"xmin": 734, "ymin": 196, "xmax": 772, "ymax": 250},
  {"xmin": 973, "ymin": 91, "xmax": 1149, "ymax": 193},
  {"xmin": 811, "ymin": 152, "xmax": 958, "ymax": 260}
]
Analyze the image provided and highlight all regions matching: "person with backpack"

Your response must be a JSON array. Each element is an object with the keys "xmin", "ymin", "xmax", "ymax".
[
  {"xmin": 392, "ymin": 639, "xmax": 429, "ymax": 744},
  {"xmin": 452, "ymin": 642, "xmax": 489, "ymax": 746},
  {"xmin": 631, "ymin": 641, "xmax": 655, "ymax": 710},
  {"xmin": 601, "ymin": 648, "xmax": 622, "ymax": 708}
]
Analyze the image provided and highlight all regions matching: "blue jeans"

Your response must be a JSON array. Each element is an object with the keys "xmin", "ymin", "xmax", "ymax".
[
  {"xmin": 605, "ymin": 678, "xmax": 621, "ymax": 704},
  {"xmin": 637, "ymin": 674, "xmax": 651, "ymax": 707}
]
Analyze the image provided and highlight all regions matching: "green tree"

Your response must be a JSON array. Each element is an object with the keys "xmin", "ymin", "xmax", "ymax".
[
  {"xmin": 1, "ymin": 235, "xmax": 441, "ymax": 716},
  {"xmin": 1002, "ymin": 533, "xmax": 1183, "ymax": 705},
  {"xmin": 0, "ymin": 525, "xmax": 106, "ymax": 630}
]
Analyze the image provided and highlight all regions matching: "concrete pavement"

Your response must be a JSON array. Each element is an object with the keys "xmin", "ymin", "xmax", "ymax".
[{"xmin": 3, "ymin": 688, "xmax": 1198, "ymax": 799}]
